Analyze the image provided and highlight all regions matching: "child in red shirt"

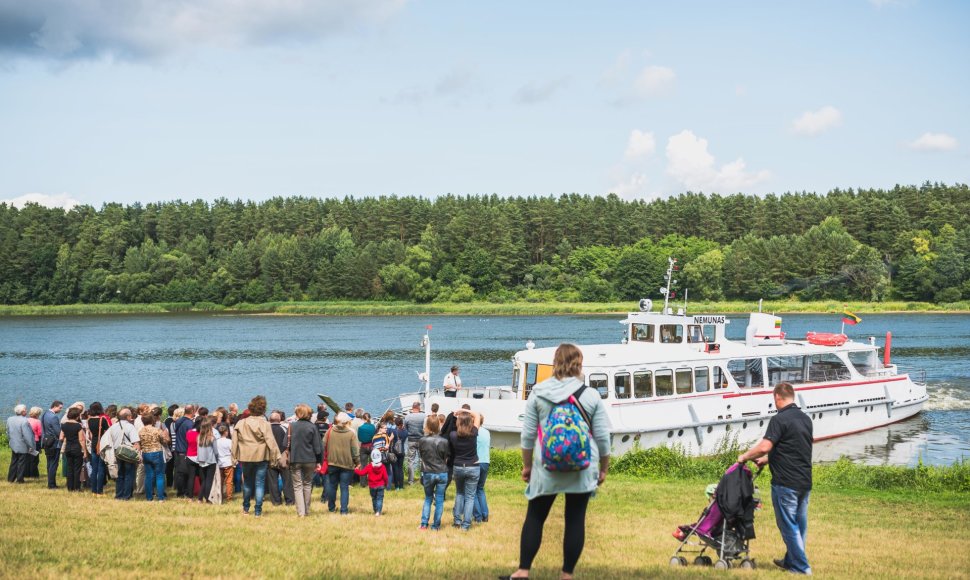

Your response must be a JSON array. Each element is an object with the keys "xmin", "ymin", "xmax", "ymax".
[{"xmin": 355, "ymin": 449, "xmax": 388, "ymax": 516}]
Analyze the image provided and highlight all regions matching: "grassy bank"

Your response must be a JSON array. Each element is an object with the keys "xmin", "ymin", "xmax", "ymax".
[
  {"xmin": 1, "ymin": 447, "xmax": 968, "ymax": 579},
  {"xmin": 1, "ymin": 299, "xmax": 968, "ymax": 317}
]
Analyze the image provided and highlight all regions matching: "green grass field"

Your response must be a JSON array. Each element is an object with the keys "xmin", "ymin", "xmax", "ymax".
[
  {"xmin": 1, "ymin": 448, "xmax": 967, "ymax": 579},
  {"xmin": 1, "ymin": 298, "xmax": 968, "ymax": 317}
]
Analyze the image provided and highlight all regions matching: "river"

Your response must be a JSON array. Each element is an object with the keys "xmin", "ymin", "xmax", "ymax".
[{"xmin": 1, "ymin": 312, "xmax": 967, "ymax": 466}]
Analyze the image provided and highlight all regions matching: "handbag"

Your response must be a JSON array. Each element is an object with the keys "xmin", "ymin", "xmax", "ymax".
[
  {"xmin": 276, "ymin": 426, "xmax": 291, "ymax": 470},
  {"xmin": 318, "ymin": 429, "xmax": 331, "ymax": 475},
  {"xmin": 116, "ymin": 426, "xmax": 140, "ymax": 464}
]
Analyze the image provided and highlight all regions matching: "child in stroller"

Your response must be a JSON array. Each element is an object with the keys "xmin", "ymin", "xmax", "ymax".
[{"xmin": 669, "ymin": 462, "xmax": 762, "ymax": 569}]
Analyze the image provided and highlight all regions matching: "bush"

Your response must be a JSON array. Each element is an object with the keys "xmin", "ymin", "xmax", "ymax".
[{"xmin": 489, "ymin": 446, "xmax": 970, "ymax": 493}]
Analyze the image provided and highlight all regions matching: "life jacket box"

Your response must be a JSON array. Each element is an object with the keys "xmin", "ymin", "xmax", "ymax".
[{"xmin": 705, "ymin": 343, "xmax": 720, "ymax": 354}]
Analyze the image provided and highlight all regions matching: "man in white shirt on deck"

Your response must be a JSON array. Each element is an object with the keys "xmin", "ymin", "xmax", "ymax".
[{"xmin": 443, "ymin": 365, "xmax": 462, "ymax": 397}]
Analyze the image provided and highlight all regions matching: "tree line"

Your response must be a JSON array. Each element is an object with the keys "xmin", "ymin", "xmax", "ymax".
[{"xmin": 1, "ymin": 182, "xmax": 968, "ymax": 306}]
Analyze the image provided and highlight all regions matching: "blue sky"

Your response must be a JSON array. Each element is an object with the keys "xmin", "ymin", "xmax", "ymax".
[{"xmin": 1, "ymin": 0, "xmax": 967, "ymax": 208}]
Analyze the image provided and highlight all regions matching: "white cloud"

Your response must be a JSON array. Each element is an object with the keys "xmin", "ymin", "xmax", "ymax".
[
  {"xmin": 0, "ymin": 0, "xmax": 406, "ymax": 62},
  {"xmin": 624, "ymin": 130, "xmax": 656, "ymax": 160},
  {"xmin": 600, "ymin": 49, "xmax": 632, "ymax": 85},
  {"xmin": 633, "ymin": 65, "xmax": 675, "ymax": 97},
  {"xmin": 665, "ymin": 130, "xmax": 770, "ymax": 192},
  {"xmin": 514, "ymin": 77, "xmax": 569, "ymax": 105},
  {"xmin": 909, "ymin": 132, "xmax": 958, "ymax": 152},
  {"xmin": 791, "ymin": 106, "xmax": 843, "ymax": 136},
  {"xmin": 609, "ymin": 170, "xmax": 651, "ymax": 199},
  {"xmin": 1, "ymin": 192, "xmax": 80, "ymax": 210}
]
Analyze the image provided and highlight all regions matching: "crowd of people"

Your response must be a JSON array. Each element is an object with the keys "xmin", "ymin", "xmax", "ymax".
[
  {"xmin": 5, "ymin": 395, "xmax": 492, "ymax": 526},
  {"xmin": 6, "ymin": 343, "xmax": 814, "ymax": 579}
]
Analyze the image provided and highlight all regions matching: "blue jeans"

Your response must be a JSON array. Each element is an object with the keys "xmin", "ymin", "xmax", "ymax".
[
  {"xmin": 772, "ymin": 484, "xmax": 812, "ymax": 575},
  {"xmin": 90, "ymin": 453, "xmax": 106, "ymax": 494},
  {"xmin": 453, "ymin": 465, "xmax": 480, "ymax": 529},
  {"xmin": 327, "ymin": 466, "xmax": 354, "ymax": 514},
  {"xmin": 143, "ymin": 451, "xmax": 166, "ymax": 501},
  {"xmin": 241, "ymin": 461, "xmax": 269, "ymax": 515},
  {"xmin": 473, "ymin": 463, "xmax": 489, "ymax": 521},
  {"xmin": 370, "ymin": 487, "xmax": 385, "ymax": 514},
  {"xmin": 114, "ymin": 461, "xmax": 135, "ymax": 499},
  {"xmin": 422, "ymin": 472, "xmax": 448, "ymax": 529}
]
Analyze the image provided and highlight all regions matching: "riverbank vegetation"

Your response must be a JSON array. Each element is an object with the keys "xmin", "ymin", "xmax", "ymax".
[
  {"xmin": 2, "ymin": 183, "xmax": 969, "ymax": 310},
  {"xmin": 1, "ymin": 298, "xmax": 968, "ymax": 317},
  {"xmin": 0, "ymin": 444, "xmax": 967, "ymax": 578}
]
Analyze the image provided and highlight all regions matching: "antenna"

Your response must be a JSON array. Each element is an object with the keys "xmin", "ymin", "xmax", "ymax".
[{"xmin": 662, "ymin": 257, "xmax": 678, "ymax": 314}]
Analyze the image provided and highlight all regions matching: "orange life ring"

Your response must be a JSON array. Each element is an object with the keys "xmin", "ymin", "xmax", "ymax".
[{"xmin": 805, "ymin": 331, "xmax": 847, "ymax": 346}]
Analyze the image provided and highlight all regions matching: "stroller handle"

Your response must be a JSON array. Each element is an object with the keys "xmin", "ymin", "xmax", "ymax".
[{"xmin": 735, "ymin": 460, "xmax": 766, "ymax": 479}]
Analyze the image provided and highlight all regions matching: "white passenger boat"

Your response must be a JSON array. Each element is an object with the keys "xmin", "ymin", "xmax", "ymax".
[{"xmin": 399, "ymin": 262, "xmax": 928, "ymax": 455}]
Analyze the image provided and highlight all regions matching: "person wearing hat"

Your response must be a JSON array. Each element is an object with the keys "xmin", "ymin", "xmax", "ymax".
[
  {"xmin": 354, "ymin": 448, "xmax": 389, "ymax": 516},
  {"xmin": 443, "ymin": 365, "xmax": 462, "ymax": 398}
]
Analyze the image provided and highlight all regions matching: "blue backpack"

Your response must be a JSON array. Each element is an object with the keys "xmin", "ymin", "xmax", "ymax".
[{"xmin": 538, "ymin": 385, "xmax": 593, "ymax": 472}]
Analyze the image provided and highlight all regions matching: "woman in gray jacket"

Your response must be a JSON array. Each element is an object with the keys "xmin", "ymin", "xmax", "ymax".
[
  {"xmin": 501, "ymin": 343, "xmax": 612, "ymax": 580},
  {"xmin": 288, "ymin": 404, "xmax": 324, "ymax": 516}
]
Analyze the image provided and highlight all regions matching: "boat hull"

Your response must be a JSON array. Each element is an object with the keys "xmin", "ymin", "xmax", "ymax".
[{"xmin": 401, "ymin": 374, "xmax": 928, "ymax": 456}]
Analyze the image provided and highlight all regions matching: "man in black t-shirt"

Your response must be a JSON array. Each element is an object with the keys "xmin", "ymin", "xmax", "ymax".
[{"xmin": 738, "ymin": 382, "xmax": 813, "ymax": 575}]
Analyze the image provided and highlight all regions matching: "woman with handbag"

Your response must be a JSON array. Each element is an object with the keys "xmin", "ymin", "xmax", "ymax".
[
  {"xmin": 139, "ymin": 413, "xmax": 170, "ymax": 502},
  {"xmin": 60, "ymin": 407, "xmax": 87, "ymax": 492},
  {"xmin": 288, "ymin": 404, "xmax": 323, "ymax": 517}
]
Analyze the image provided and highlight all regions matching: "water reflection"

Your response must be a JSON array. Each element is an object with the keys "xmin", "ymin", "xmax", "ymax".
[{"xmin": 813, "ymin": 411, "xmax": 969, "ymax": 466}]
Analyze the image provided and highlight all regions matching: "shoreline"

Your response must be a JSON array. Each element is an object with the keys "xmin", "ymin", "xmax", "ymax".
[{"xmin": 1, "ymin": 299, "xmax": 969, "ymax": 317}]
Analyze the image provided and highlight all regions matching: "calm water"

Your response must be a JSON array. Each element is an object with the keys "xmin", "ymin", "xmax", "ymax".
[{"xmin": 1, "ymin": 313, "xmax": 968, "ymax": 466}]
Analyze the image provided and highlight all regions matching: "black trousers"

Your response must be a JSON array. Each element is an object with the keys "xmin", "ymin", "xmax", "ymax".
[
  {"xmin": 64, "ymin": 450, "xmax": 84, "ymax": 491},
  {"xmin": 197, "ymin": 464, "xmax": 216, "ymax": 501},
  {"xmin": 267, "ymin": 465, "xmax": 294, "ymax": 505},
  {"xmin": 518, "ymin": 492, "xmax": 592, "ymax": 575},
  {"xmin": 165, "ymin": 450, "xmax": 175, "ymax": 488},
  {"xmin": 45, "ymin": 447, "xmax": 60, "ymax": 488},
  {"xmin": 7, "ymin": 451, "xmax": 28, "ymax": 483},
  {"xmin": 173, "ymin": 452, "xmax": 191, "ymax": 497}
]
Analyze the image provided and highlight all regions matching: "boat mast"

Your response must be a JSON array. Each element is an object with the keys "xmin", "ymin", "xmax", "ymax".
[
  {"xmin": 660, "ymin": 257, "xmax": 678, "ymax": 315},
  {"xmin": 421, "ymin": 325, "xmax": 432, "ymax": 397}
]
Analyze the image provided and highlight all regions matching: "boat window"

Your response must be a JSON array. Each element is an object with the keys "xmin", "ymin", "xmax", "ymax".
[
  {"xmin": 695, "ymin": 367, "xmax": 710, "ymax": 392},
  {"xmin": 847, "ymin": 350, "xmax": 880, "ymax": 376},
  {"xmin": 713, "ymin": 366, "xmax": 729, "ymax": 389},
  {"xmin": 512, "ymin": 367, "xmax": 520, "ymax": 393},
  {"xmin": 808, "ymin": 354, "xmax": 851, "ymax": 382},
  {"xmin": 524, "ymin": 363, "xmax": 553, "ymax": 399},
  {"xmin": 727, "ymin": 358, "xmax": 765, "ymax": 389},
  {"xmin": 588, "ymin": 374, "xmax": 609, "ymax": 399},
  {"xmin": 767, "ymin": 356, "xmax": 808, "ymax": 386},
  {"xmin": 675, "ymin": 368, "xmax": 693, "ymax": 394},
  {"xmin": 634, "ymin": 371, "xmax": 653, "ymax": 398},
  {"xmin": 655, "ymin": 370, "xmax": 674, "ymax": 397},
  {"xmin": 660, "ymin": 324, "xmax": 684, "ymax": 344},
  {"xmin": 687, "ymin": 325, "xmax": 715, "ymax": 343},
  {"xmin": 615, "ymin": 373, "xmax": 631, "ymax": 399},
  {"xmin": 631, "ymin": 323, "xmax": 655, "ymax": 342}
]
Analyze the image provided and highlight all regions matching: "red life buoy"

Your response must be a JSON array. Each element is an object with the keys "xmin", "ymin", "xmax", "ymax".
[{"xmin": 805, "ymin": 332, "xmax": 848, "ymax": 346}]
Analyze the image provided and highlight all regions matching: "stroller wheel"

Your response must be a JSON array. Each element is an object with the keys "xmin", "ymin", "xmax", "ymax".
[
  {"xmin": 714, "ymin": 559, "xmax": 732, "ymax": 570},
  {"xmin": 693, "ymin": 556, "xmax": 713, "ymax": 566},
  {"xmin": 740, "ymin": 558, "xmax": 757, "ymax": 569},
  {"xmin": 669, "ymin": 556, "xmax": 686, "ymax": 567}
]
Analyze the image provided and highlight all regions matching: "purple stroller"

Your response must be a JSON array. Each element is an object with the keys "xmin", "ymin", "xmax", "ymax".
[{"xmin": 669, "ymin": 463, "xmax": 762, "ymax": 570}]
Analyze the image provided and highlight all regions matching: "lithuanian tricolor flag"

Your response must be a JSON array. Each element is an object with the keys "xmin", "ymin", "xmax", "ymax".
[{"xmin": 842, "ymin": 310, "xmax": 861, "ymax": 325}]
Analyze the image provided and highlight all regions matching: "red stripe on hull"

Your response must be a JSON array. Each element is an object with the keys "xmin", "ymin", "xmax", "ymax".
[
  {"xmin": 813, "ymin": 409, "xmax": 923, "ymax": 441},
  {"xmin": 722, "ymin": 376, "xmax": 908, "ymax": 399}
]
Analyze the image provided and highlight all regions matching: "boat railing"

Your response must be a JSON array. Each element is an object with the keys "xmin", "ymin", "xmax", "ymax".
[{"xmin": 808, "ymin": 368, "xmax": 852, "ymax": 383}]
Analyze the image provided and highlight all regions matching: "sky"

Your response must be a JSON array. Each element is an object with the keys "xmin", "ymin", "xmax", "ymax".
[{"xmin": 1, "ymin": 0, "xmax": 968, "ymax": 209}]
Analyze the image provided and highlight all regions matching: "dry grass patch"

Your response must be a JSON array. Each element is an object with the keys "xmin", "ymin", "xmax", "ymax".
[{"xmin": 1, "ymin": 454, "xmax": 968, "ymax": 580}]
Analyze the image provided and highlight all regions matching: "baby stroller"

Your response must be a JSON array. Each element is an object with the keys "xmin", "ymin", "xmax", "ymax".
[{"xmin": 669, "ymin": 462, "xmax": 762, "ymax": 570}]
